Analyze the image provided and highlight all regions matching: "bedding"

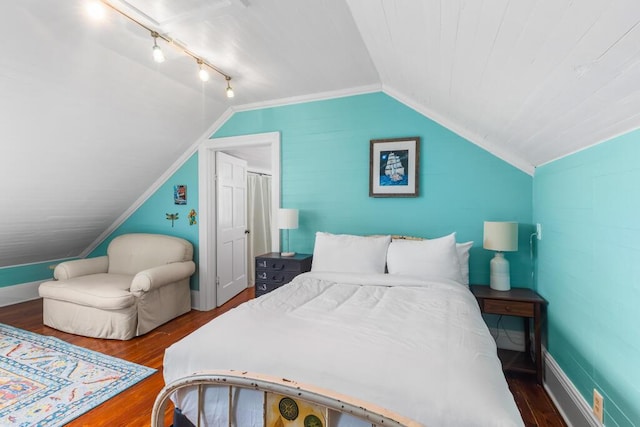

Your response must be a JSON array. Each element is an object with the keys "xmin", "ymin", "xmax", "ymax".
[{"xmin": 163, "ymin": 272, "xmax": 523, "ymax": 427}]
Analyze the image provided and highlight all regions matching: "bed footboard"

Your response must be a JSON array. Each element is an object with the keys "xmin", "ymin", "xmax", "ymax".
[{"xmin": 152, "ymin": 370, "xmax": 422, "ymax": 427}]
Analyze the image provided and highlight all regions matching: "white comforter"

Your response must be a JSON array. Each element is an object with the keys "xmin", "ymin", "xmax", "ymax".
[{"xmin": 163, "ymin": 272, "xmax": 524, "ymax": 426}]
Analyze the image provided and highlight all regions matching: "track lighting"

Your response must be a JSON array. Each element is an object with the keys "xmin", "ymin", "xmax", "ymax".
[
  {"xmin": 226, "ymin": 77, "xmax": 234, "ymax": 98},
  {"xmin": 151, "ymin": 32, "xmax": 165, "ymax": 63},
  {"xmin": 90, "ymin": 0, "xmax": 235, "ymax": 96},
  {"xmin": 197, "ymin": 60, "xmax": 210, "ymax": 82}
]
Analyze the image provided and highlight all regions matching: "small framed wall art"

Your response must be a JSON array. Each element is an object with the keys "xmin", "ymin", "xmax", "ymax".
[
  {"xmin": 369, "ymin": 137, "xmax": 420, "ymax": 197},
  {"xmin": 174, "ymin": 185, "xmax": 187, "ymax": 205}
]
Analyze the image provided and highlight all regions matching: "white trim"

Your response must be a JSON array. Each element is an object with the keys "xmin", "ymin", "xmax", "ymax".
[
  {"xmin": 0, "ymin": 281, "xmax": 42, "ymax": 307},
  {"xmin": 230, "ymin": 84, "xmax": 381, "ymax": 114},
  {"xmin": 381, "ymin": 84, "xmax": 535, "ymax": 176},
  {"xmin": 197, "ymin": 132, "xmax": 281, "ymax": 311},
  {"xmin": 190, "ymin": 289, "xmax": 200, "ymax": 311},
  {"xmin": 535, "ymin": 123, "xmax": 640, "ymax": 170},
  {"xmin": 80, "ymin": 109, "xmax": 236, "ymax": 257},
  {"xmin": 0, "ymin": 257, "xmax": 74, "ymax": 271},
  {"xmin": 543, "ymin": 350, "xmax": 600, "ymax": 427}
]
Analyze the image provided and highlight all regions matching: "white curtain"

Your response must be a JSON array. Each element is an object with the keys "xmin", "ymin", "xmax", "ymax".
[{"xmin": 247, "ymin": 173, "xmax": 272, "ymax": 286}]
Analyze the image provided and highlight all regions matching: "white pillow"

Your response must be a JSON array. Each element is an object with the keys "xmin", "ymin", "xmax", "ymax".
[
  {"xmin": 311, "ymin": 232, "xmax": 391, "ymax": 274},
  {"xmin": 386, "ymin": 232, "xmax": 463, "ymax": 284},
  {"xmin": 456, "ymin": 241, "xmax": 473, "ymax": 285}
]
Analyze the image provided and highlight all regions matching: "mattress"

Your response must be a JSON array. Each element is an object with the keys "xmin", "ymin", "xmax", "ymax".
[{"xmin": 163, "ymin": 272, "xmax": 524, "ymax": 426}]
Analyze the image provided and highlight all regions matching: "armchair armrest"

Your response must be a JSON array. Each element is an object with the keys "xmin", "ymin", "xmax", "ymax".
[
  {"xmin": 54, "ymin": 256, "xmax": 109, "ymax": 280},
  {"xmin": 130, "ymin": 261, "xmax": 196, "ymax": 296}
]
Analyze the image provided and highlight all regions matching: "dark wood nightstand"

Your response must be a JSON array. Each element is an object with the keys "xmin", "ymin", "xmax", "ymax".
[
  {"xmin": 470, "ymin": 285, "xmax": 547, "ymax": 384},
  {"xmin": 255, "ymin": 252, "xmax": 313, "ymax": 297}
]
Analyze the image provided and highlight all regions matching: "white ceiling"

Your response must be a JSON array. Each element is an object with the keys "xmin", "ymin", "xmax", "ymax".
[{"xmin": 2, "ymin": 0, "xmax": 640, "ymax": 267}]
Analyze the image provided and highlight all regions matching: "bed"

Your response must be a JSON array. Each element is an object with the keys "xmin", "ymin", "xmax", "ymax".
[{"xmin": 155, "ymin": 233, "xmax": 525, "ymax": 427}]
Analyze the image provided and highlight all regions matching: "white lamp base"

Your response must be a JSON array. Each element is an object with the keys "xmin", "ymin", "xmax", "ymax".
[
  {"xmin": 489, "ymin": 252, "xmax": 511, "ymax": 291},
  {"xmin": 280, "ymin": 252, "xmax": 296, "ymax": 257}
]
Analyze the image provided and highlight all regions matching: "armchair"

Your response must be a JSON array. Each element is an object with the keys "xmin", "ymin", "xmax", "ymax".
[{"xmin": 39, "ymin": 233, "xmax": 196, "ymax": 340}]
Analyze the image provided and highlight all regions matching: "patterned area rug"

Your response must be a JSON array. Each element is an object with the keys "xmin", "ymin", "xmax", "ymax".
[{"xmin": 0, "ymin": 323, "xmax": 155, "ymax": 426}]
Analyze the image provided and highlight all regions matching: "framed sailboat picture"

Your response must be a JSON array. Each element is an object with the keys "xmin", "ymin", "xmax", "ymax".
[{"xmin": 369, "ymin": 137, "xmax": 420, "ymax": 197}]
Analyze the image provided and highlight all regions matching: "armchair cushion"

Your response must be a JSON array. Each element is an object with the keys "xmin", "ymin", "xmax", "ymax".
[
  {"xmin": 107, "ymin": 234, "xmax": 193, "ymax": 275},
  {"xmin": 40, "ymin": 273, "xmax": 134, "ymax": 310}
]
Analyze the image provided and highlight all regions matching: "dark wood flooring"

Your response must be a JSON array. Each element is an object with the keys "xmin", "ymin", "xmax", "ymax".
[{"xmin": 0, "ymin": 289, "xmax": 566, "ymax": 426}]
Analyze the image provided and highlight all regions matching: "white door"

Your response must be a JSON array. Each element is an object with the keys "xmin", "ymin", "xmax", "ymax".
[{"xmin": 216, "ymin": 152, "xmax": 248, "ymax": 306}]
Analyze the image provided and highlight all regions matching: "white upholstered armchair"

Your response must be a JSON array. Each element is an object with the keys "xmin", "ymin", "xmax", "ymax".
[{"xmin": 39, "ymin": 233, "xmax": 196, "ymax": 340}]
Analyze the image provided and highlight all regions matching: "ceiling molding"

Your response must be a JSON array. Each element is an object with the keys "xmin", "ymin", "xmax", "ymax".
[
  {"xmin": 381, "ymin": 85, "xmax": 535, "ymax": 176},
  {"xmin": 231, "ymin": 84, "xmax": 382, "ymax": 114},
  {"xmin": 535, "ymin": 123, "xmax": 640, "ymax": 171}
]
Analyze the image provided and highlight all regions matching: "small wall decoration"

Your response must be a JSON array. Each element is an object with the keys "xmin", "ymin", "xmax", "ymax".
[
  {"xmin": 174, "ymin": 185, "xmax": 187, "ymax": 205},
  {"xmin": 188, "ymin": 209, "xmax": 197, "ymax": 225},
  {"xmin": 369, "ymin": 137, "xmax": 420, "ymax": 197},
  {"xmin": 166, "ymin": 212, "xmax": 179, "ymax": 227}
]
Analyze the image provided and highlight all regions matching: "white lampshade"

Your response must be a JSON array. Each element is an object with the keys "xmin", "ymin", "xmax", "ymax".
[
  {"xmin": 483, "ymin": 221, "xmax": 518, "ymax": 252},
  {"xmin": 278, "ymin": 209, "xmax": 298, "ymax": 257},
  {"xmin": 483, "ymin": 221, "xmax": 518, "ymax": 291},
  {"xmin": 278, "ymin": 209, "xmax": 299, "ymax": 230}
]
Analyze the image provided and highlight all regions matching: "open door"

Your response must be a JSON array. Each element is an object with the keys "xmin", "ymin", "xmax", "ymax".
[{"xmin": 216, "ymin": 152, "xmax": 248, "ymax": 306}]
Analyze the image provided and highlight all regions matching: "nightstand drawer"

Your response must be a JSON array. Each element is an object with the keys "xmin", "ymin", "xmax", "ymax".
[
  {"xmin": 256, "ymin": 259, "xmax": 306, "ymax": 272},
  {"xmin": 255, "ymin": 271, "xmax": 299, "ymax": 284},
  {"xmin": 255, "ymin": 282, "xmax": 280, "ymax": 297},
  {"xmin": 483, "ymin": 299, "xmax": 534, "ymax": 317}
]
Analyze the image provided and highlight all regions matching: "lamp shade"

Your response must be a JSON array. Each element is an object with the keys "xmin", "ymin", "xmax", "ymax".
[
  {"xmin": 483, "ymin": 221, "xmax": 518, "ymax": 252},
  {"xmin": 278, "ymin": 209, "xmax": 298, "ymax": 230}
]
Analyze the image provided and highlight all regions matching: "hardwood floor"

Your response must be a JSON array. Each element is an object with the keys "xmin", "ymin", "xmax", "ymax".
[{"xmin": 0, "ymin": 290, "xmax": 566, "ymax": 426}]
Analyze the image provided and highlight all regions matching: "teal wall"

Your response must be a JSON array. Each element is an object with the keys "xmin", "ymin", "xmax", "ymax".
[
  {"xmin": 214, "ymin": 92, "xmax": 533, "ymax": 286},
  {"xmin": 89, "ymin": 154, "xmax": 200, "ymax": 290},
  {"xmin": 0, "ymin": 261, "xmax": 72, "ymax": 287},
  {"xmin": 534, "ymin": 131, "xmax": 640, "ymax": 427}
]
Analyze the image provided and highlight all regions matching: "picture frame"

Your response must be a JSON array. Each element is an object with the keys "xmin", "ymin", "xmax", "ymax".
[
  {"xmin": 369, "ymin": 137, "xmax": 420, "ymax": 197},
  {"xmin": 174, "ymin": 185, "xmax": 187, "ymax": 205}
]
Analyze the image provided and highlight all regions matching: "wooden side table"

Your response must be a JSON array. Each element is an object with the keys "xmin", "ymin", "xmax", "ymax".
[
  {"xmin": 254, "ymin": 253, "xmax": 313, "ymax": 297},
  {"xmin": 470, "ymin": 285, "xmax": 547, "ymax": 384}
]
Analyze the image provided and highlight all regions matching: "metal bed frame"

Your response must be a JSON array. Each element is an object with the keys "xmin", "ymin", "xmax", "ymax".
[{"xmin": 151, "ymin": 370, "xmax": 423, "ymax": 427}]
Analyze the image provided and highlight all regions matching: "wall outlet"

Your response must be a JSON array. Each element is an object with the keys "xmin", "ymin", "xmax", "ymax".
[
  {"xmin": 593, "ymin": 389, "xmax": 604, "ymax": 424},
  {"xmin": 536, "ymin": 223, "xmax": 542, "ymax": 240}
]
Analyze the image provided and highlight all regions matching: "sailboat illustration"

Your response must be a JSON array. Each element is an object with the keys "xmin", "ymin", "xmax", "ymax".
[{"xmin": 384, "ymin": 152, "xmax": 405, "ymax": 182}]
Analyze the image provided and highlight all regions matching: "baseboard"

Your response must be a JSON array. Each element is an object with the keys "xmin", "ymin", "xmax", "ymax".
[
  {"xmin": 0, "ymin": 281, "xmax": 42, "ymax": 307},
  {"xmin": 543, "ymin": 350, "xmax": 600, "ymax": 427}
]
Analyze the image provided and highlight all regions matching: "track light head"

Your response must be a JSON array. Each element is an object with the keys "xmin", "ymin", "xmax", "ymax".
[
  {"xmin": 151, "ymin": 33, "xmax": 165, "ymax": 63},
  {"xmin": 197, "ymin": 60, "xmax": 210, "ymax": 82},
  {"xmin": 86, "ymin": 1, "xmax": 106, "ymax": 20},
  {"xmin": 225, "ymin": 76, "xmax": 234, "ymax": 98}
]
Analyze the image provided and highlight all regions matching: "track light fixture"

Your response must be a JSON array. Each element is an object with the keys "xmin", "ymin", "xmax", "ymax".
[
  {"xmin": 89, "ymin": 0, "xmax": 234, "ymax": 97},
  {"xmin": 226, "ymin": 76, "xmax": 234, "ymax": 98},
  {"xmin": 151, "ymin": 32, "xmax": 165, "ymax": 63}
]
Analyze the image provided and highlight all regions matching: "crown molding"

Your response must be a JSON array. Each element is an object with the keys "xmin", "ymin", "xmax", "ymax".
[{"xmin": 231, "ymin": 84, "xmax": 382, "ymax": 113}]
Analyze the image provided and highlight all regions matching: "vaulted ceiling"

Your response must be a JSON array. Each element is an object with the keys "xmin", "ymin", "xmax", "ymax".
[{"xmin": 3, "ymin": 0, "xmax": 640, "ymax": 267}]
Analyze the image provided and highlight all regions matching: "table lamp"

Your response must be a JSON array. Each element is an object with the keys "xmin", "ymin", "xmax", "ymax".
[
  {"xmin": 483, "ymin": 221, "xmax": 518, "ymax": 291},
  {"xmin": 278, "ymin": 208, "xmax": 298, "ymax": 257}
]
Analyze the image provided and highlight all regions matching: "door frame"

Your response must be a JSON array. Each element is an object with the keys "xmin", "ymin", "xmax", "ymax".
[{"xmin": 197, "ymin": 132, "xmax": 281, "ymax": 311}]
